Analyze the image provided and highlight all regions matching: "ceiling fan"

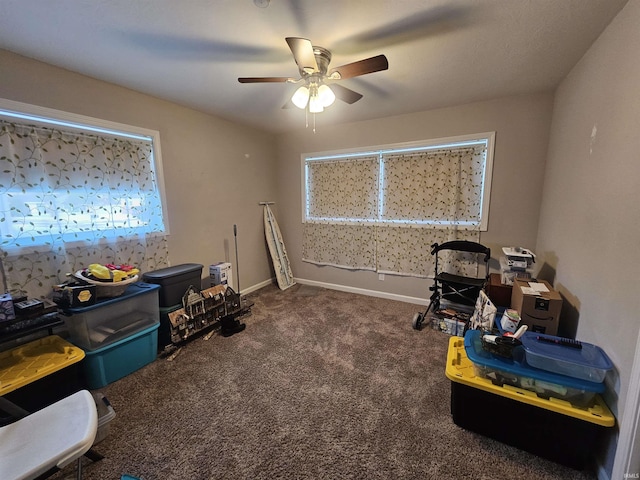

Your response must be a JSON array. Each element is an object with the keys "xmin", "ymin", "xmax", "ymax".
[{"xmin": 238, "ymin": 37, "xmax": 388, "ymax": 114}]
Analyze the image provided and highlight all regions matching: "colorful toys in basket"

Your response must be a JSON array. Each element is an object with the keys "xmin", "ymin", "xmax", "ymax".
[
  {"xmin": 62, "ymin": 263, "xmax": 141, "ymax": 299},
  {"xmin": 83, "ymin": 263, "xmax": 140, "ymax": 282}
]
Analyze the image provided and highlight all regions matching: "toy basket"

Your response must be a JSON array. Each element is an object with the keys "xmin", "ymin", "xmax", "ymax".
[{"xmin": 73, "ymin": 271, "xmax": 139, "ymax": 298}]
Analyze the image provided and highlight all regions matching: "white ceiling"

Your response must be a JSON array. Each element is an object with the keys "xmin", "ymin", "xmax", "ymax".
[{"xmin": 0, "ymin": 0, "xmax": 629, "ymax": 134}]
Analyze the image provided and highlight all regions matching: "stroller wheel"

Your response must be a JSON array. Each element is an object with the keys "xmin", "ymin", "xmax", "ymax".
[{"xmin": 412, "ymin": 312, "xmax": 424, "ymax": 330}]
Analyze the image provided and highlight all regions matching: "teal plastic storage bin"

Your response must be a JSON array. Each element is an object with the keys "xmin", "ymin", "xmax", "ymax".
[{"xmin": 82, "ymin": 323, "xmax": 159, "ymax": 389}]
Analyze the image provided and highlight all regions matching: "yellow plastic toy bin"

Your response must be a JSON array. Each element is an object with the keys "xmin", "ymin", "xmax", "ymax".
[
  {"xmin": 0, "ymin": 335, "xmax": 85, "ymax": 413},
  {"xmin": 445, "ymin": 336, "xmax": 615, "ymax": 470}
]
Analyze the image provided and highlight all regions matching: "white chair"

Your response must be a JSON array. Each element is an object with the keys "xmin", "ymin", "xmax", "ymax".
[{"xmin": 0, "ymin": 389, "xmax": 98, "ymax": 480}]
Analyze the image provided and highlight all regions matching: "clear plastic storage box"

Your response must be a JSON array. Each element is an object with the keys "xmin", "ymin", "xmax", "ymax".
[
  {"xmin": 520, "ymin": 332, "xmax": 613, "ymax": 382},
  {"xmin": 91, "ymin": 392, "xmax": 116, "ymax": 445},
  {"xmin": 464, "ymin": 330, "xmax": 605, "ymax": 407},
  {"xmin": 62, "ymin": 282, "xmax": 160, "ymax": 350}
]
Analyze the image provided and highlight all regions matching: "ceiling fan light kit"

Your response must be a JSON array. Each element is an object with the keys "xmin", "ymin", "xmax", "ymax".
[
  {"xmin": 292, "ymin": 83, "xmax": 336, "ymax": 112},
  {"xmin": 238, "ymin": 37, "xmax": 388, "ymax": 128}
]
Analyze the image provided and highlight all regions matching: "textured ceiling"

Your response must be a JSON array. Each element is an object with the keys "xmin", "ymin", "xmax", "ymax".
[{"xmin": 0, "ymin": 0, "xmax": 629, "ymax": 133}]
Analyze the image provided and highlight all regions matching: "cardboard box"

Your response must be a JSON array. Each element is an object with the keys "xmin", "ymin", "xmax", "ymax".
[
  {"xmin": 209, "ymin": 262, "xmax": 233, "ymax": 287},
  {"xmin": 511, "ymin": 279, "xmax": 562, "ymax": 336},
  {"xmin": 486, "ymin": 273, "xmax": 512, "ymax": 307},
  {"xmin": 52, "ymin": 283, "xmax": 97, "ymax": 308}
]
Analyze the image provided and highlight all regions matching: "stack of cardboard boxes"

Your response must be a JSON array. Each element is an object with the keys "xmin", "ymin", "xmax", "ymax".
[
  {"xmin": 486, "ymin": 247, "xmax": 563, "ymax": 335},
  {"xmin": 510, "ymin": 279, "xmax": 562, "ymax": 336}
]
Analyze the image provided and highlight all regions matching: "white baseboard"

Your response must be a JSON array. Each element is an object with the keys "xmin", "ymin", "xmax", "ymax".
[
  {"xmin": 240, "ymin": 278, "xmax": 275, "ymax": 295},
  {"xmin": 294, "ymin": 277, "xmax": 428, "ymax": 306}
]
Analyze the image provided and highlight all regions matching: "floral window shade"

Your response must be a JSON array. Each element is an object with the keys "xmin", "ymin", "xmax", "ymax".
[
  {"xmin": 302, "ymin": 135, "xmax": 494, "ymax": 278},
  {"xmin": 381, "ymin": 146, "xmax": 486, "ymax": 226},
  {"xmin": 302, "ymin": 223, "xmax": 377, "ymax": 271},
  {"xmin": 306, "ymin": 155, "xmax": 379, "ymax": 221},
  {"xmin": 0, "ymin": 114, "xmax": 170, "ymax": 298},
  {"xmin": 375, "ymin": 226, "xmax": 481, "ymax": 277},
  {"xmin": 303, "ymin": 155, "xmax": 379, "ymax": 270}
]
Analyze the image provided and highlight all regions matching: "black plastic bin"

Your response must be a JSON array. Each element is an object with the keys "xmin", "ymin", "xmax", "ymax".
[{"xmin": 142, "ymin": 263, "xmax": 203, "ymax": 308}]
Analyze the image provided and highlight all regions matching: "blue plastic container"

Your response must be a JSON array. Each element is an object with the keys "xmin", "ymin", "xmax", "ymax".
[
  {"xmin": 82, "ymin": 323, "xmax": 159, "ymax": 389},
  {"xmin": 464, "ymin": 330, "xmax": 604, "ymax": 407},
  {"xmin": 520, "ymin": 332, "xmax": 613, "ymax": 382}
]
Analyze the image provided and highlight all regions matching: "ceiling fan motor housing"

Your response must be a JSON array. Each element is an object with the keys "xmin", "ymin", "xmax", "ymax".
[{"xmin": 309, "ymin": 46, "xmax": 331, "ymax": 76}]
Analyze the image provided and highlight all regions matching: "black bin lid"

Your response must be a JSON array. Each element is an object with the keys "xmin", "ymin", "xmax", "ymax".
[{"xmin": 142, "ymin": 263, "xmax": 203, "ymax": 280}]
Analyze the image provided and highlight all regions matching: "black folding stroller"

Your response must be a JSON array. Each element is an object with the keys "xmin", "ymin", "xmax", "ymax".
[{"xmin": 412, "ymin": 240, "xmax": 491, "ymax": 330}]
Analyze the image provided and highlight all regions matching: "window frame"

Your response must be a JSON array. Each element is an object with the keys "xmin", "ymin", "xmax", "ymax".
[
  {"xmin": 0, "ymin": 98, "xmax": 171, "ymax": 250},
  {"xmin": 301, "ymin": 132, "xmax": 495, "ymax": 231}
]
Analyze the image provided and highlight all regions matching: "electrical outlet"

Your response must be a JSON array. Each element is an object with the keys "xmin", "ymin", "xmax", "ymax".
[{"xmin": 378, "ymin": 273, "xmax": 385, "ymax": 281}]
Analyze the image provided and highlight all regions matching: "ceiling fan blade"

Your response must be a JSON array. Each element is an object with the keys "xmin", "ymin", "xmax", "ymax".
[
  {"xmin": 332, "ymin": 6, "xmax": 474, "ymax": 54},
  {"xmin": 285, "ymin": 37, "xmax": 318, "ymax": 73},
  {"xmin": 329, "ymin": 55, "xmax": 389, "ymax": 80},
  {"xmin": 329, "ymin": 84, "xmax": 363, "ymax": 104},
  {"xmin": 238, "ymin": 77, "xmax": 293, "ymax": 83}
]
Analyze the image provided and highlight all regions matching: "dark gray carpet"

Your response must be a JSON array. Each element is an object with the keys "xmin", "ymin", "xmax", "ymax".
[{"xmin": 54, "ymin": 283, "xmax": 598, "ymax": 479}]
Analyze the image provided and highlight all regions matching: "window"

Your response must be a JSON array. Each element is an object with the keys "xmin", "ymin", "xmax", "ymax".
[
  {"xmin": 0, "ymin": 99, "xmax": 170, "ymax": 297},
  {"xmin": 302, "ymin": 133, "xmax": 494, "ymax": 277}
]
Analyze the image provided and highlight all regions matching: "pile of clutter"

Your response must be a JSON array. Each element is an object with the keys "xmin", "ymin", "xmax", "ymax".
[{"xmin": 430, "ymin": 306, "xmax": 473, "ymax": 336}]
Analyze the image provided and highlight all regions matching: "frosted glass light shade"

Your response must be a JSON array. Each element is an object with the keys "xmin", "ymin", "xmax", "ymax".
[
  {"xmin": 291, "ymin": 86, "xmax": 310, "ymax": 109},
  {"xmin": 318, "ymin": 85, "xmax": 336, "ymax": 107},
  {"xmin": 309, "ymin": 95, "xmax": 324, "ymax": 113}
]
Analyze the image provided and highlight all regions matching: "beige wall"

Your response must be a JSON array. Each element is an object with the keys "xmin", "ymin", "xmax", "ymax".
[
  {"xmin": 536, "ymin": 0, "xmax": 640, "ymax": 475},
  {"xmin": 275, "ymin": 93, "xmax": 554, "ymax": 301},
  {"xmin": 0, "ymin": 49, "xmax": 278, "ymax": 291}
]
